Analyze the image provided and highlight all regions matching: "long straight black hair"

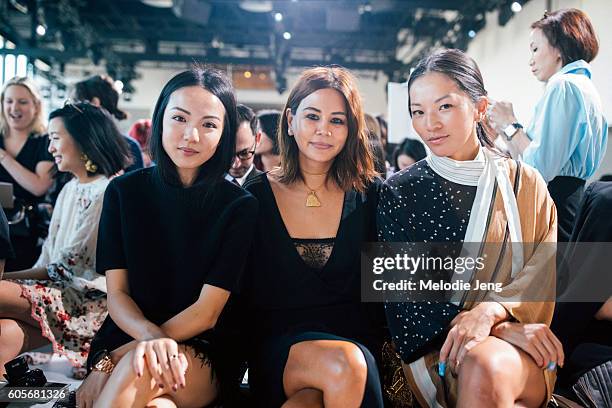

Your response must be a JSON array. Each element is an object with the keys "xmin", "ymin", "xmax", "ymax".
[
  {"xmin": 407, "ymin": 48, "xmax": 498, "ymax": 151},
  {"xmin": 149, "ymin": 67, "xmax": 237, "ymax": 186}
]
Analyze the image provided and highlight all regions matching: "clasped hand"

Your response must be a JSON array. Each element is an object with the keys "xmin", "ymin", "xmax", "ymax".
[{"xmin": 132, "ymin": 337, "xmax": 189, "ymax": 392}]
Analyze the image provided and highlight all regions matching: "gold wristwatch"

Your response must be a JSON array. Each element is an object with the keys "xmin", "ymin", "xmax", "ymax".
[{"xmin": 93, "ymin": 351, "xmax": 115, "ymax": 374}]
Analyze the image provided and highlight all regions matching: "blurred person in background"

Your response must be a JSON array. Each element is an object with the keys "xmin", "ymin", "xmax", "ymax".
[
  {"xmin": 488, "ymin": 9, "xmax": 607, "ymax": 242},
  {"xmin": 365, "ymin": 113, "xmax": 388, "ymax": 176},
  {"xmin": 229, "ymin": 104, "xmax": 262, "ymax": 185},
  {"xmin": 392, "ymin": 137, "xmax": 427, "ymax": 172},
  {"xmin": 128, "ymin": 119, "xmax": 153, "ymax": 167},
  {"xmin": 0, "ymin": 77, "xmax": 54, "ymax": 270},
  {"xmin": 255, "ymin": 109, "xmax": 281, "ymax": 172},
  {"xmin": 74, "ymin": 75, "xmax": 143, "ymax": 173}
]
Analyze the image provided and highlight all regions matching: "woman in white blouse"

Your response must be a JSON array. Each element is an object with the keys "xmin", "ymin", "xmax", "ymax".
[{"xmin": 0, "ymin": 101, "xmax": 130, "ymax": 377}]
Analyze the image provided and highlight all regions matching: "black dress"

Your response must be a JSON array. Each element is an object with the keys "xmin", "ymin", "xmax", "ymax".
[
  {"xmin": 87, "ymin": 167, "xmax": 258, "ymax": 373},
  {"xmin": 0, "ymin": 206, "xmax": 14, "ymax": 261},
  {"xmin": 0, "ymin": 134, "xmax": 53, "ymax": 270},
  {"xmin": 552, "ymin": 181, "xmax": 612, "ymax": 393},
  {"xmin": 377, "ymin": 161, "xmax": 472, "ymax": 363},
  {"xmin": 242, "ymin": 174, "xmax": 385, "ymax": 407}
]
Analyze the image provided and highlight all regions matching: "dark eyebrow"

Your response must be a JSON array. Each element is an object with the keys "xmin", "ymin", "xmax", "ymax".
[
  {"xmin": 304, "ymin": 107, "xmax": 346, "ymax": 116},
  {"xmin": 410, "ymin": 94, "xmax": 452, "ymax": 107},
  {"xmin": 434, "ymin": 94, "xmax": 451, "ymax": 103},
  {"xmin": 169, "ymin": 106, "xmax": 191, "ymax": 115},
  {"xmin": 169, "ymin": 106, "xmax": 221, "ymax": 121}
]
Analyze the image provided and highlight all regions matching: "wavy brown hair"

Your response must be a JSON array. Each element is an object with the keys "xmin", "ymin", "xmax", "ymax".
[{"xmin": 278, "ymin": 66, "xmax": 377, "ymax": 192}]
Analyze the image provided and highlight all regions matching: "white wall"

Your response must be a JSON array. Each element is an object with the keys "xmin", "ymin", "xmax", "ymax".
[
  {"xmin": 65, "ymin": 64, "xmax": 389, "ymax": 133},
  {"xmin": 467, "ymin": 0, "xmax": 612, "ymax": 179}
]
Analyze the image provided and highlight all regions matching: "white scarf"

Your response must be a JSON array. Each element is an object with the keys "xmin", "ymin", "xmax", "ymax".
[{"xmin": 427, "ymin": 147, "xmax": 524, "ymax": 304}]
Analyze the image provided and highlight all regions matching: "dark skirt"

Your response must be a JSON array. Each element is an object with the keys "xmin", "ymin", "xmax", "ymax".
[
  {"xmin": 547, "ymin": 176, "xmax": 585, "ymax": 242},
  {"xmin": 248, "ymin": 331, "xmax": 384, "ymax": 408}
]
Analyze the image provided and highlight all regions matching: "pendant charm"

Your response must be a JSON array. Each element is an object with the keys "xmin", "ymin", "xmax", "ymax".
[{"xmin": 306, "ymin": 191, "xmax": 321, "ymax": 207}]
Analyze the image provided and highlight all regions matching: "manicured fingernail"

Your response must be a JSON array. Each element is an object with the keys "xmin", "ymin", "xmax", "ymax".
[
  {"xmin": 438, "ymin": 361, "xmax": 446, "ymax": 377},
  {"xmin": 546, "ymin": 361, "xmax": 556, "ymax": 371},
  {"xmin": 137, "ymin": 372, "xmax": 142, "ymax": 377}
]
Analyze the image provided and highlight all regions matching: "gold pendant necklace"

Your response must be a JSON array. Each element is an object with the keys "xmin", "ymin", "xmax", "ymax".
[
  {"xmin": 306, "ymin": 190, "xmax": 321, "ymax": 207},
  {"xmin": 303, "ymin": 179, "xmax": 325, "ymax": 207}
]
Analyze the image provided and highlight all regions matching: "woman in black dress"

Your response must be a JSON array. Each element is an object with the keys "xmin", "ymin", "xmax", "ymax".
[
  {"xmin": 0, "ymin": 77, "xmax": 54, "ymax": 270},
  {"xmin": 243, "ymin": 66, "xmax": 385, "ymax": 407},
  {"xmin": 77, "ymin": 68, "xmax": 257, "ymax": 408}
]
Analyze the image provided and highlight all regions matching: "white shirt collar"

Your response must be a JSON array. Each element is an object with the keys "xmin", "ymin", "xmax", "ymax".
[{"xmin": 235, "ymin": 164, "xmax": 255, "ymax": 186}]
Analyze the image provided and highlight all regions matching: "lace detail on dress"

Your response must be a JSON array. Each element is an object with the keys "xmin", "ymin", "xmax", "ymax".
[{"xmin": 293, "ymin": 237, "xmax": 335, "ymax": 269}]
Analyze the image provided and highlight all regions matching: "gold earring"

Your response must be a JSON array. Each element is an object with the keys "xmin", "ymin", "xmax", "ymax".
[{"xmin": 81, "ymin": 154, "xmax": 98, "ymax": 173}]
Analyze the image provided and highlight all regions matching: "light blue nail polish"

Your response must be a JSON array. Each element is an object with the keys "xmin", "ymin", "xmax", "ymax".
[
  {"xmin": 438, "ymin": 361, "xmax": 446, "ymax": 377},
  {"xmin": 547, "ymin": 361, "xmax": 556, "ymax": 371}
]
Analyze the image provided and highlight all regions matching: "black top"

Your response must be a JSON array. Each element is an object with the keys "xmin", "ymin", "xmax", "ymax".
[
  {"xmin": 378, "ymin": 161, "xmax": 472, "ymax": 362},
  {"xmin": 0, "ymin": 134, "xmax": 53, "ymax": 202},
  {"xmin": 0, "ymin": 206, "xmax": 14, "ymax": 259},
  {"xmin": 552, "ymin": 181, "xmax": 612, "ymax": 383},
  {"xmin": 243, "ymin": 173, "xmax": 384, "ymax": 344},
  {"xmin": 243, "ymin": 166, "xmax": 263, "ymax": 186},
  {"xmin": 92, "ymin": 166, "xmax": 258, "ymax": 352}
]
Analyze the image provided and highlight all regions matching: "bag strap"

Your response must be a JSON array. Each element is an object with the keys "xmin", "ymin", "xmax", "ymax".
[{"xmin": 513, "ymin": 160, "xmax": 522, "ymax": 197}]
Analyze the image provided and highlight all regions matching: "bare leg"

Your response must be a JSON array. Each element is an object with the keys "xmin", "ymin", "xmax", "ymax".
[
  {"xmin": 145, "ymin": 395, "xmax": 177, "ymax": 408},
  {"xmin": 95, "ymin": 345, "xmax": 217, "ymax": 408},
  {"xmin": 282, "ymin": 340, "xmax": 367, "ymax": 408},
  {"xmin": 0, "ymin": 280, "xmax": 50, "ymax": 376},
  {"xmin": 282, "ymin": 388, "xmax": 324, "ymax": 408},
  {"xmin": 456, "ymin": 336, "xmax": 546, "ymax": 408}
]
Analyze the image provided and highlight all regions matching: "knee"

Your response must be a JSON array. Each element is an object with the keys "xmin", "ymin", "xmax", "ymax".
[
  {"xmin": 460, "ymin": 346, "xmax": 519, "ymax": 395},
  {"xmin": 323, "ymin": 344, "xmax": 368, "ymax": 392}
]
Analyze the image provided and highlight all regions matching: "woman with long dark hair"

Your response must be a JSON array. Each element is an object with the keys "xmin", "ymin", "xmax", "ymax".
[
  {"xmin": 81, "ymin": 67, "xmax": 257, "ymax": 408},
  {"xmin": 379, "ymin": 49, "xmax": 561, "ymax": 407}
]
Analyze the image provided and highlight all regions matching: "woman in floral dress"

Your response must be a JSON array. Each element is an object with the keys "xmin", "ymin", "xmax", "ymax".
[{"xmin": 0, "ymin": 102, "xmax": 130, "ymax": 376}]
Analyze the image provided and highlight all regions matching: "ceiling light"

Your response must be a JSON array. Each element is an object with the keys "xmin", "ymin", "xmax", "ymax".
[
  {"xmin": 274, "ymin": 12, "xmax": 283, "ymax": 22},
  {"xmin": 468, "ymin": 30, "xmax": 476, "ymax": 38},
  {"xmin": 141, "ymin": 0, "xmax": 173, "ymax": 8},
  {"xmin": 239, "ymin": 1, "xmax": 273, "ymax": 13},
  {"xmin": 511, "ymin": 2, "xmax": 522, "ymax": 13},
  {"xmin": 36, "ymin": 24, "xmax": 46, "ymax": 36},
  {"xmin": 283, "ymin": 31, "xmax": 292, "ymax": 40},
  {"xmin": 244, "ymin": 71, "xmax": 252, "ymax": 78}
]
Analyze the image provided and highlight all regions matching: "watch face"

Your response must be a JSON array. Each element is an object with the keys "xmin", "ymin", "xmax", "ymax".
[{"xmin": 504, "ymin": 124, "xmax": 517, "ymax": 138}]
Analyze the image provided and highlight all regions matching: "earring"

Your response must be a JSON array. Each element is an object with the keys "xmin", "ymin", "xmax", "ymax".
[
  {"xmin": 288, "ymin": 128, "xmax": 294, "ymax": 136},
  {"xmin": 81, "ymin": 153, "xmax": 98, "ymax": 173}
]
